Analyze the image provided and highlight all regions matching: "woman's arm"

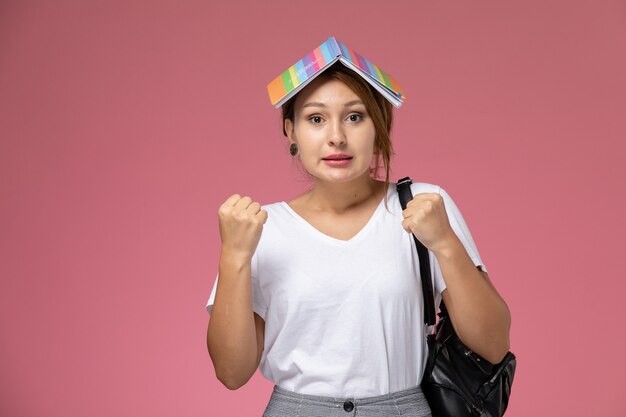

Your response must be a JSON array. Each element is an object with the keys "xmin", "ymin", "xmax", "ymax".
[
  {"xmin": 207, "ymin": 251, "xmax": 260, "ymax": 390},
  {"xmin": 207, "ymin": 194, "xmax": 268, "ymax": 389},
  {"xmin": 434, "ymin": 234, "xmax": 511, "ymax": 364}
]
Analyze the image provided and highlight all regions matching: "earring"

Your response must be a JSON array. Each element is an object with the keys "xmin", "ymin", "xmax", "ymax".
[{"xmin": 289, "ymin": 143, "xmax": 299, "ymax": 156}]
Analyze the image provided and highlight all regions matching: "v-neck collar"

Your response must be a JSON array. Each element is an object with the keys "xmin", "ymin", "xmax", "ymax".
[{"xmin": 280, "ymin": 183, "xmax": 394, "ymax": 246}]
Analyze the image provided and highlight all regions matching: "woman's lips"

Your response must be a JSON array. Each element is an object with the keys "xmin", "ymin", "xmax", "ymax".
[
  {"xmin": 323, "ymin": 153, "xmax": 352, "ymax": 159},
  {"xmin": 322, "ymin": 157, "xmax": 352, "ymax": 167}
]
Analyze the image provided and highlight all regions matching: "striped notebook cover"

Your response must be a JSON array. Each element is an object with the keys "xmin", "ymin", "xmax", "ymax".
[{"xmin": 267, "ymin": 36, "xmax": 407, "ymax": 109}]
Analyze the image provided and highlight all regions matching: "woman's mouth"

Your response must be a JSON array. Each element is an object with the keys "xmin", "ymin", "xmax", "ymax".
[{"xmin": 322, "ymin": 157, "xmax": 352, "ymax": 167}]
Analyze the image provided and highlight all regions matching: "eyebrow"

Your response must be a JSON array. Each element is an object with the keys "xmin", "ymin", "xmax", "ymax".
[{"xmin": 301, "ymin": 100, "xmax": 365, "ymax": 109}]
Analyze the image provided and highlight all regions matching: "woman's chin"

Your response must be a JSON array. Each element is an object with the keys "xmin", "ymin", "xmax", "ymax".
[{"xmin": 312, "ymin": 170, "xmax": 372, "ymax": 185}]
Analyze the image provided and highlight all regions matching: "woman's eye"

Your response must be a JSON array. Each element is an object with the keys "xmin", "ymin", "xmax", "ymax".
[{"xmin": 308, "ymin": 114, "xmax": 363, "ymax": 124}]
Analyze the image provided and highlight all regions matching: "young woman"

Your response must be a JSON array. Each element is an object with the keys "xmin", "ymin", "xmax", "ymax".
[{"xmin": 206, "ymin": 54, "xmax": 511, "ymax": 417}]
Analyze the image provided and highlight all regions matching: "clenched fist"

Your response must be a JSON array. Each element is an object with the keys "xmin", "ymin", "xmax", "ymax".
[
  {"xmin": 401, "ymin": 192, "xmax": 456, "ymax": 255},
  {"xmin": 218, "ymin": 194, "xmax": 268, "ymax": 261}
]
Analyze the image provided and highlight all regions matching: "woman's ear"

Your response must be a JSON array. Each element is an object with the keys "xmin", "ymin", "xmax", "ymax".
[{"xmin": 284, "ymin": 118, "xmax": 294, "ymax": 142}]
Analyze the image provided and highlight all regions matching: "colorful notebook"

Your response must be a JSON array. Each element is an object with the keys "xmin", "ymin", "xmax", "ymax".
[{"xmin": 267, "ymin": 36, "xmax": 407, "ymax": 109}]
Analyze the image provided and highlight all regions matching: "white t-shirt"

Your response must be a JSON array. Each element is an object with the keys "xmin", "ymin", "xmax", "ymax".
[{"xmin": 206, "ymin": 182, "xmax": 487, "ymax": 398}]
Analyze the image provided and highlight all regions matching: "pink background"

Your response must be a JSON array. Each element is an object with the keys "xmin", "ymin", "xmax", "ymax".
[{"xmin": 1, "ymin": 1, "xmax": 625, "ymax": 416}]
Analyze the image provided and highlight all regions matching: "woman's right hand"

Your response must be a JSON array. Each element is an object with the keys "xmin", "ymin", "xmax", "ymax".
[{"xmin": 218, "ymin": 194, "xmax": 268, "ymax": 261}]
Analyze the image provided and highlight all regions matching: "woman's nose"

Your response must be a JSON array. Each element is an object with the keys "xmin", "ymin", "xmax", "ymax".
[{"xmin": 329, "ymin": 122, "xmax": 346, "ymax": 146}]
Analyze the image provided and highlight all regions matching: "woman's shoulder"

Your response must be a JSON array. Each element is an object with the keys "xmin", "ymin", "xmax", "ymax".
[
  {"xmin": 406, "ymin": 181, "xmax": 463, "ymax": 208},
  {"xmin": 260, "ymin": 201, "xmax": 286, "ymax": 213},
  {"xmin": 384, "ymin": 181, "xmax": 441, "ymax": 207},
  {"xmin": 260, "ymin": 200, "xmax": 283, "ymax": 208},
  {"xmin": 258, "ymin": 200, "xmax": 300, "ymax": 224},
  {"xmin": 406, "ymin": 180, "xmax": 441, "ymax": 195}
]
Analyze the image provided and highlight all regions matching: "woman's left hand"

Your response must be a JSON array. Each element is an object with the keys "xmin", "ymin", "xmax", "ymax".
[{"xmin": 401, "ymin": 192, "xmax": 457, "ymax": 255}]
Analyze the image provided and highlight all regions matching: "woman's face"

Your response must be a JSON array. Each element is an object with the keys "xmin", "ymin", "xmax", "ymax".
[{"xmin": 284, "ymin": 77, "xmax": 377, "ymax": 185}]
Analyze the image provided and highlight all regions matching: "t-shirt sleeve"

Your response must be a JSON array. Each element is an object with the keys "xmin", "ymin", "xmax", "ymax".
[
  {"xmin": 205, "ymin": 251, "xmax": 267, "ymax": 319},
  {"xmin": 431, "ymin": 185, "xmax": 488, "ymax": 304}
]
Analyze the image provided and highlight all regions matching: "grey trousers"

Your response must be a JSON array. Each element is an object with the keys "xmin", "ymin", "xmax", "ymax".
[{"xmin": 262, "ymin": 384, "xmax": 432, "ymax": 417}]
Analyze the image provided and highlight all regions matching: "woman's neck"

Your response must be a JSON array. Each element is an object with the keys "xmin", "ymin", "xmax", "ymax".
[{"xmin": 305, "ymin": 176, "xmax": 386, "ymax": 214}]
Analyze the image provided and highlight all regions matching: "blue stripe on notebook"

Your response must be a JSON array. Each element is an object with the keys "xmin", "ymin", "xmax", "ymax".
[{"xmin": 294, "ymin": 60, "xmax": 306, "ymax": 84}]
